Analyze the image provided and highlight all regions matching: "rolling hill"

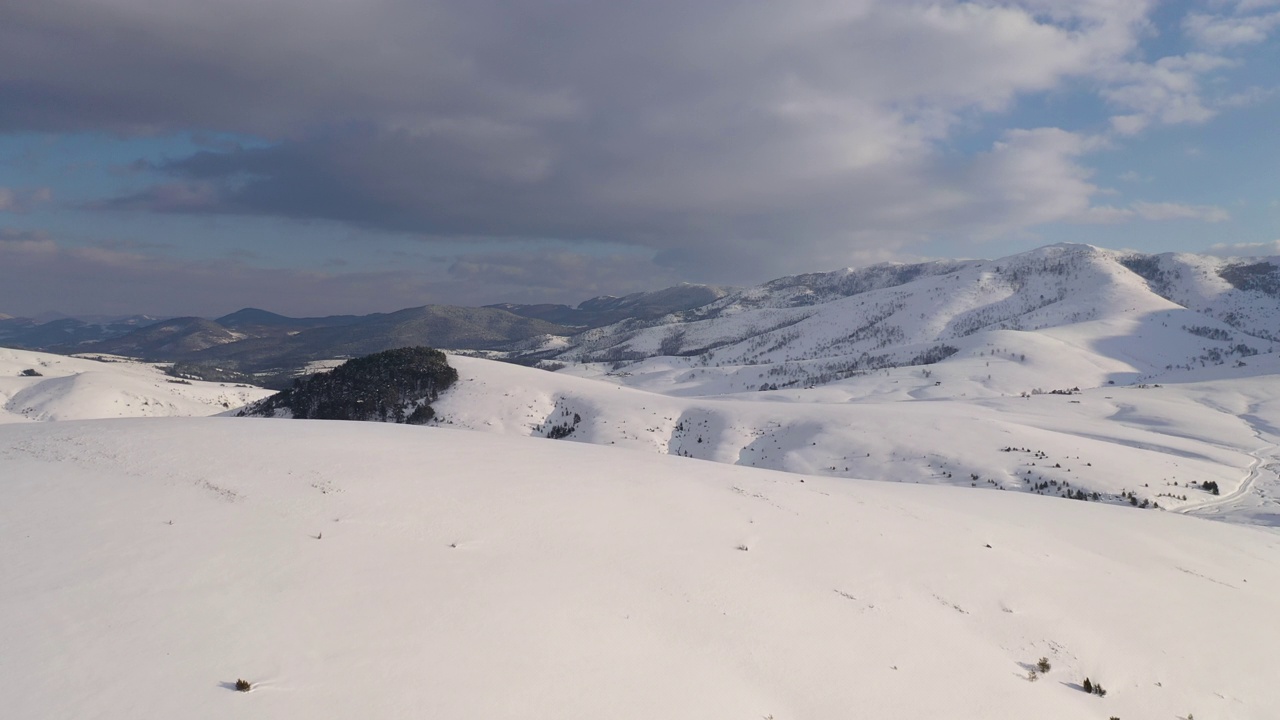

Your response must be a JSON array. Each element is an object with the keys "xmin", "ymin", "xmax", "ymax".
[{"xmin": 0, "ymin": 346, "xmax": 272, "ymax": 423}]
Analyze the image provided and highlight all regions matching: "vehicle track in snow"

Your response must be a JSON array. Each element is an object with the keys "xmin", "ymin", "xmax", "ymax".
[{"xmin": 1175, "ymin": 424, "xmax": 1277, "ymax": 519}]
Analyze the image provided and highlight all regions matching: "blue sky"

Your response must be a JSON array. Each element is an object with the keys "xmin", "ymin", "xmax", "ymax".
[{"xmin": 1, "ymin": 0, "xmax": 1277, "ymax": 317}]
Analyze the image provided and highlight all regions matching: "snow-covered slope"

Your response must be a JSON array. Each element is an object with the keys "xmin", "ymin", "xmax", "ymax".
[
  {"xmin": 0, "ymin": 347, "xmax": 272, "ymax": 422},
  {"xmin": 1118, "ymin": 251, "xmax": 1280, "ymax": 342},
  {"xmin": 433, "ymin": 355, "xmax": 1280, "ymax": 526},
  {"xmin": 536, "ymin": 244, "xmax": 1278, "ymax": 394},
  {"xmin": 3, "ymin": 417, "xmax": 1279, "ymax": 719}
]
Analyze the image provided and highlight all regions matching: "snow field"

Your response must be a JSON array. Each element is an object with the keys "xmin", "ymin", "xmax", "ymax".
[{"xmin": 3, "ymin": 418, "xmax": 1279, "ymax": 719}]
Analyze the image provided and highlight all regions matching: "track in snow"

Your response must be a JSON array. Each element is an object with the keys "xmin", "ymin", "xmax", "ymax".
[{"xmin": 1176, "ymin": 412, "xmax": 1279, "ymax": 520}]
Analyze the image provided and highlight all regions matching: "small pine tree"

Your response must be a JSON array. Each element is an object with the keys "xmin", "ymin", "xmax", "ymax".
[
  {"xmin": 235, "ymin": 679, "xmax": 251, "ymax": 692},
  {"xmin": 1094, "ymin": 683, "xmax": 1107, "ymax": 697},
  {"xmin": 1037, "ymin": 657, "xmax": 1051, "ymax": 673},
  {"xmin": 1083, "ymin": 677, "xmax": 1093, "ymax": 694}
]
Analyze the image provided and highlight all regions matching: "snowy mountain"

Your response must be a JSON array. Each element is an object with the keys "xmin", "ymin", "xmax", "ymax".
[{"xmin": 530, "ymin": 244, "xmax": 1279, "ymax": 394}]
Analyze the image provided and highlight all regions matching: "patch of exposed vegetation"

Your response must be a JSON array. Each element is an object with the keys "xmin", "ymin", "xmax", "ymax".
[{"xmin": 240, "ymin": 347, "xmax": 457, "ymax": 424}]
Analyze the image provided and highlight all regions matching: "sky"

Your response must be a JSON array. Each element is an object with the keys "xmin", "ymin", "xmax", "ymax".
[{"xmin": 1, "ymin": 0, "xmax": 1278, "ymax": 318}]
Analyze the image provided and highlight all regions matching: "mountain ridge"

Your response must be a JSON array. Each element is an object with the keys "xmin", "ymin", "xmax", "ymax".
[
  {"xmin": 3, "ymin": 244, "xmax": 1278, "ymax": 387},
  {"xmin": 529, "ymin": 244, "xmax": 1279, "ymax": 392}
]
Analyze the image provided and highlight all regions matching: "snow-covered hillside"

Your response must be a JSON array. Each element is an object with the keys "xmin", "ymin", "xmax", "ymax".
[
  {"xmin": 535, "ymin": 244, "xmax": 1278, "ymax": 394},
  {"xmin": 432, "ymin": 355, "xmax": 1280, "ymax": 526},
  {"xmin": 0, "ymin": 347, "xmax": 272, "ymax": 422},
  {"xmin": 3, "ymin": 418, "xmax": 1279, "ymax": 719}
]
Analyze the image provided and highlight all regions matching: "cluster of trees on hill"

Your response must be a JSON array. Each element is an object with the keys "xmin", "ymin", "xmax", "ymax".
[
  {"xmin": 1220, "ymin": 261, "xmax": 1280, "ymax": 297},
  {"xmin": 167, "ymin": 361, "xmax": 285, "ymax": 388},
  {"xmin": 241, "ymin": 347, "xmax": 457, "ymax": 424}
]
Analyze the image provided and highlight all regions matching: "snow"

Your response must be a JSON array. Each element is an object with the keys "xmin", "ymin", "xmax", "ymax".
[
  {"xmin": 414, "ymin": 244, "xmax": 1280, "ymax": 527},
  {"xmin": 433, "ymin": 355, "xmax": 1280, "ymax": 525},
  {"xmin": 0, "ymin": 347, "xmax": 272, "ymax": 423},
  {"xmin": 2, "ymin": 418, "xmax": 1278, "ymax": 719},
  {"xmin": 4, "ymin": 242, "xmax": 1280, "ymax": 718},
  {"xmin": 547, "ymin": 244, "xmax": 1278, "ymax": 395}
]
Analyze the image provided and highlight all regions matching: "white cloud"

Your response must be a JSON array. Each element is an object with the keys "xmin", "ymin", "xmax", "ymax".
[
  {"xmin": 1205, "ymin": 239, "xmax": 1280, "ymax": 256},
  {"xmin": 1076, "ymin": 202, "xmax": 1232, "ymax": 224},
  {"xmin": 1216, "ymin": 85, "xmax": 1279, "ymax": 108},
  {"xmin": 1131, "ymin": 201, "xmax": 1231, "ymax": 222},
  {"xmin": 1102, "ymin": 54, "xmax": 1235, "ymax": 134},
  {"xmin": 1185, "ymin": 11, "xmax": 1280, "ymax": 47}
]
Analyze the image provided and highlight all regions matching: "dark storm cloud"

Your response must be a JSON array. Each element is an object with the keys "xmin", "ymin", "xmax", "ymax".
[{"xmin": 2, "ymin": 1, "xmax": 1160, "ymax": 280}]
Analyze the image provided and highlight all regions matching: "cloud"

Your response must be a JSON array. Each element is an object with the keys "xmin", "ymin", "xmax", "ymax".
[
  {"xmin": 0, "ymin": 230, "xmax": 693, "ymax": 316},
  {"xmin": 3, "ymin": 1, "xmax": 1168, "ymax": 274},
  {"xmin": 1082, "ymin": 201, "xmax": 1232, "ymax": 224},
  {"xmin": 10, "ymin": 0, "xmax": 1267, "ymax": 288},
  {"xmin": 100, "ymin": 122, "xmax": 1123, "ymax": 283},
  {"xmin": 1130, "ymin": 202, "xmax": 1231, "ymax": 222},
  {"xmin": 0, "ymin": 227, "xmax": 55, "ymax": 244},
  {"xmin": 101, "ymin": 182, "xmax": 221, "ymax": 213},
  {"xmin": 0, "ymin": 233, "xmax": 413, "ymax": 316},
  {"xmin": 447, "ymin": 251, "xmax": 680, "ymax": 299},
  {"xmin": 1185, "ymin": 11, "xmax": 1280, "ymax": 48},
  {"xmin": 1102, "ymin": 54, "xmax": 1235, "ymax": 135},
  {"xmin": 1236, "ymin": 0, "xmax": 1280, "ymax": 12},
  {"xmin": 0, "ymin": 1, "xmax": 1148, "ymax": 137},
  {"xmin": 1215, "ymin": 85, "xmax": 1279, "ymax": 108},
  {"xmin": 1204, "ymin": 239, "xmax": 1280, "ymax": 257},
  {"xmin": 0, "ymin": 186, "xmax": 53, "ymax": 213}
]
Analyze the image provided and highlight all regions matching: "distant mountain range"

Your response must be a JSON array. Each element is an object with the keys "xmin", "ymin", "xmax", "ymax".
[
  {"xmin": 0, "ymin": 315, "xmax": 166, "ymax": 350},
  {"xmin": 4, "ymin": 244, "xmax": 1278, "ymax": 388},
  {"xmin": 0, "ymin": 286, "xmax": 728, "ymax": 377},
  {"xmin": 75, "ymin": 306, "xmax": 572, "ymax": 377},
  {"xmin": 486, "ymin": 284, "xmax": 730, "ymax": 327}
]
